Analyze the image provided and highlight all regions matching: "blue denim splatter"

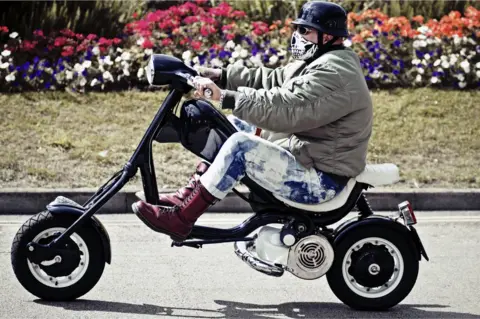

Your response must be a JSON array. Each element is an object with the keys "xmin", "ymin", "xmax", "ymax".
[{"xmin": 199, "ymin": 115, "xmax": 346, "ymax": 204}]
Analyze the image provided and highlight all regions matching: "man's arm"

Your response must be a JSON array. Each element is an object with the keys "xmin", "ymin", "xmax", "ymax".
[
  {"xmin": 220, "ymin": 66, "xmax": 353, "ymax": 133},
  {"xmin": 216, "ymin": 64, "xmax": 285, "ymax": 91}
]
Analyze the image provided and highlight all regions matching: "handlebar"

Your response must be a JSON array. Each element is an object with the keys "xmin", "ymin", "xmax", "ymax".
[{"xmin": 179, "ymin": 73, "xmax": 213, "ymax": 99}]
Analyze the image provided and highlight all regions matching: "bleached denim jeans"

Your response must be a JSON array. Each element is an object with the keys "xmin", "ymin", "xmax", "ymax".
[{"xmin": 199, "ymin": 115, "xmax": 346, "ymax": 204}]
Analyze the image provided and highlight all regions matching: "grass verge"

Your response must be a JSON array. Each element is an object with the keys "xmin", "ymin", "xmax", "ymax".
[{"xmin": 1, "ymin": 88, "xmax": 478, "ymax": 190}]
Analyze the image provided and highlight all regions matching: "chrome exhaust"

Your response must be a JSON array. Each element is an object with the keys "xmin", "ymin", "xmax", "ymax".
[{"xmin": 234, "ymin": 239, "xmax": 284, "ymax": 277}]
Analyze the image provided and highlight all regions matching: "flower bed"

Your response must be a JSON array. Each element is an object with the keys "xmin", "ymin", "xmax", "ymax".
[{"xmin": 0, "ymin": 1, "xmax": 479, "ymax": 92}]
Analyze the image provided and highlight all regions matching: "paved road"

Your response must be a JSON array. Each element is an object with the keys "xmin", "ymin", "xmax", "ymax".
[{"xmin": 1, "ymin": 212, "xmax": 480, "ymax": 319}]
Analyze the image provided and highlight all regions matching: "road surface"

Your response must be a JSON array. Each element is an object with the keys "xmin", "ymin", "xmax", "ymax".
[{"xmin": 1, "ymin": 212, "xmax": 480, "ymax": 318}]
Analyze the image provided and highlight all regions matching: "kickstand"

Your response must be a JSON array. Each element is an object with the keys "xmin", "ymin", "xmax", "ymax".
[{"xmin": 171, "ymin": 237, "xmax": 255, "ymax": 249}]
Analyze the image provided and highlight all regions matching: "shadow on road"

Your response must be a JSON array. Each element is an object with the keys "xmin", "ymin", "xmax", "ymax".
[{"xmin": 34, "ymin": 299, "xmax": 480, "ymax": 318}]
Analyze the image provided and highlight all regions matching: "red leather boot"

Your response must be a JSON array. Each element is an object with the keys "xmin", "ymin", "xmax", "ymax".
[
  {"xmin": 135, "ymin": 161, "xmax": 210, "ymax": 206},
  {"xmin": 132, "ymin": 180, "xmax": 218, "ymax": 241}
]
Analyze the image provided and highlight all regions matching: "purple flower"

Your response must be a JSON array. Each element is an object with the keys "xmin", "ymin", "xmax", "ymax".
[
  {"xmin": 382, "ymin": 31, "xmax": 388, "ymax": 36},
  {"xmin": 393, "ymin": 39, "xmax": 401, "ymax": 47},
  {"xmin": 373, "ymin": 30, "xmax": 379, "ymax": 36},
  {"xmin": 210, "ymin": 53, "xmax": 217, "ymax": 59},
  {"xmin": 33, "ymin": 56, "xmax": 39, "ymax": 64},
  {"xmin": 365, "ymin": 75, "xmax": 372, "ymax": 81},
  {"xmin": 82, "ymin": 70, "xmax": 88, "ymax": 77},
  {"xmin": 8, "ymin": 65, "xmax": 14, "ymax": 72},
  {"xmin": 393, "ymin": 70, "xmax": 400, "ymax": 75},
  {"xmin": 45, "ymin": 82, "xmax": 51, "ymax": 89},
  {"xmin": 219, "ymin": 50, "xmax": 229, "ymax": 58},
  {"xmin": 269, "ymin": 48, "xmax": 277, "ymax": 55}
]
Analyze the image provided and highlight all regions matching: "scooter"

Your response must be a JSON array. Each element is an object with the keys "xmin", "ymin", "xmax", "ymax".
[{"xmin": 10, "ymin": 54, "xmax": 429, "ymax": 311}]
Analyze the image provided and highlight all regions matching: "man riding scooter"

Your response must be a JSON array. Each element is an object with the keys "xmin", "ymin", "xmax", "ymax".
[{"xmin": 132, "ymin": 1, "xmax": 373, "ymax": 242}]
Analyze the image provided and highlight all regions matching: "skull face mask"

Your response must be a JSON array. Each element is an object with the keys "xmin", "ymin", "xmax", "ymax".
[{"xmin": 290, "ymin": 30, "xmax": 318, "ymax": 60}]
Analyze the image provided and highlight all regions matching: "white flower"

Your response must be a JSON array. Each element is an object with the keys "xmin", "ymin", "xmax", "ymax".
[
  {"xmin": 182, "ymin": 50, "xmax": 191, "ymax": 61},
  {"xmin": 115, "ymin": 56, "xmax": 122, "ymax": 63},
  {"xmin": 430, "ymin": 77, "xmax": 439, "ymax": 84},
  {"xmin": 231, "ymin": 51, "xmax": 239, "ymax": 59},
  {"xmin": 476, "ymin": 62, "xmax": 480, "ymax": 69},
  {"xmin": 453, "ymin": 35, "xmax": 461, "ymax": 46},
  {"xmin": 5, "ymin": 73, "xmax": 15, "ymax": 82},
  {"xmin": 137, "ymin": 67, "xmax": 144, "ymax": 79},
  {"xmin": 192, "ymin": 56, "xmax": 199, "ymax": 64},
  {"xmin": 121, "ymin": 52, "xmax": 131, "ymax": 61},
  {"xmin": 424, "ymin": 53, "xmax": 431, "ymax": 61},
  {"xmin": 136, "ymin": 37, "xmax": 145, "ymax": 46},
  {"xmin": 449, "ymin": 54, "xmax": 458, "ymax": 64},
  {"xmin": 476, "ymin": 70, "xmax": 480, "ymax": 78},
  {"xmin": 460, "ymin": 60, "xmax": 470, "ymax": 70},
  {"xmin": 441, "ymin": 61, "xmax": 450, "ymax": 69},
  {"xmin": 370, "ymin": 70, "xmax": 381, "ymax": 79},
  {"xmin": 0, "ymin": 62, "xmax": 8, "ymax": 69},
  {"xmin": 74, "ymin": 63, "xmax": 85, "ymax": 73},
  {"xmin": 457, "ymin": 74, "xmax": 465, "ymax": 82},
  {"xmin": 417, "ymin": 34, "xmax": 427, "ymax": 40},
  {"xmin": 249, "ymin": 54, "xmax": 263, "ymax": 67},
  {"xmin": 116, "ymin": 47, "xmax": 123, "ymax": 53},
  {"xmin": 104, "ymin": 56, "xmax": 113, "ymax": 66},
  {"xmin": 80, "ymin": 78, "xmax": 87, "ymax": 86},
  {"xmin": 269, "ymin": 55, "xmax": 279, "ymax": 65},
  {"xmin": 103, "ymin": 71, "xmax": 113, "ymax": 82},
  {"xmin": 434, "ymin": 59, "xmax": 441, "ymax": 67},
  {"xmin": 92, "ymin": 46, "xmax": 100, "ymax": 55},
  {"xmin": 417, "ymin": 26, "xmax": 430, "ymax": 34},
  {"xmin": 123, "ymin": 68, "xmax": 130, "ymax": 76},
  {"xmin": 234, "ymin": 44, "xmax": 242, "ymax": 53},
  {"xmin": 90, "ymin": 79, "xmax": 99, "ymax": 86},
  {"xmin": 458, "ymin": 81, "xmax": 466, "ymax": 88},
  {"xmin": 211, "ymin": 58, "xmax": 223, "ymax": 68},
  {"xmin": 82, "ymin": 60, "xmax": 92, "ymax": 68},
  {"xmin": 1, "ymin": 50, "xmax": 11, "ymax": 57},
  {"xmin": 343, "ymin": 39, "xmax": 352, "ymax": 47},
  {"xmin": 9, "ymin": 32, "xmax": 18, "ymax": 39},
  {"xmin": 380, "ymin": 54, "xmax": 386, "ymax": 60},
  {"xmin": 240, "ymin": 49, "xmax": 248, "ymax": 58},
  {"xmin": 440, "ymin": 55, "xmax": 447, "ymax": 61},
  {"xmin": 228, "ymin": 57, "xmax": 235, "ymax": 64},
  {"xmin": 412, "ymin": 59, "xmax": 421, "ymax": 65},
  {"xmin": 144, "ymin": 48, "xmax": 153, "ymax": 55},
  {"xmin": 417, "ymin": 68, "xmax": 424, "ymax": 74},
  {"xmin": 468, "ymin": 38, "xmax": 477, "ymax": 45},
  {"xmin": 460, "ymin": 48, "xmax": 467, "ymax": 56},
  {"xmin": 65, "ymin": 70, "xmax": 73, "ymax": 80},
  {"xmin": 225, "ymin": 40, "xmax": 235, "ymax": 50},
  {"xmin": 415, "ymin": 74, "xmax": 422, "ymax": 82}
]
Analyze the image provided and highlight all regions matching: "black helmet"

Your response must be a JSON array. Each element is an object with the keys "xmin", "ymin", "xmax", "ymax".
[{"xmin": 292, "ymin": 1, "xmax": 349, "ymax": 37}]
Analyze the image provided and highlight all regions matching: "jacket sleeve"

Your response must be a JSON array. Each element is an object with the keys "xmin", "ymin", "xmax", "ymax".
[
  {"xmin": 218, "ymin": 63, "xmax": 285, "ymax": 91},
  {"xmin": 220, "ymin": 65, "xmax": 353, "ymax": 133}
]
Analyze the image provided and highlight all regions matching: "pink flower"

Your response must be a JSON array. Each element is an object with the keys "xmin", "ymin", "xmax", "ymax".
[
  {"xmin": 161, "ymin": 38, "xmax": 173, "ymax": 46},
  {"xmin": 183, "ymin": 16, "xmax": 199, "ymax": 24},
  {"xmin": 61, "ymin": 46, "xmax": 74, "ymax": 57},
  {"xmin": 60, "ymin": 29, "xmax": 75, "ymax": 37},
  {"xmin": 191, "ymin": 40, "xmax": 202, "ymax": 50},
  {"xmin": 142, "ymin": 38, "xmax": 154, "ymax": 49},
  {"xmin": 86, "ymin": 34, "xmax": 97, "ymax": 41},
  {"xmin": 0, "ymin": 26, "xmax": 9, "ymax": 33},
  {"xmin": 113, "ymin": 38, "xmax": 122, "ymax": 45}
]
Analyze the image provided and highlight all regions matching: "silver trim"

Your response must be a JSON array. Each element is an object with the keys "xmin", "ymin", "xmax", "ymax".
[{"xmin": 234, "ymin": 240, "xmax": 284, "ymax": 277}]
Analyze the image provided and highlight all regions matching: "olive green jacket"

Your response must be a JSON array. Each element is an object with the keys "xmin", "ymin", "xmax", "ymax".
[{"xmin": 217, "ymin": 47, "xmax": 373, "ymax": 177}]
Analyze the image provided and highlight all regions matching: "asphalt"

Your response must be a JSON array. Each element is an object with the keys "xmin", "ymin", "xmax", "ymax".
[{"xmin": 1, "ymin": 212, "xmax": 480, "ymax": 319}]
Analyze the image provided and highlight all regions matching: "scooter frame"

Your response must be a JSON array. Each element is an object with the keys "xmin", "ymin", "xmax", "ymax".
[{"xmin": 25, "ymin": 78, "xmax": 428, "ymax": 265}]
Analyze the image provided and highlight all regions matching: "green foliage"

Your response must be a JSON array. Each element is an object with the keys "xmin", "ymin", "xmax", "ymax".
[{"xmin": 0, "ymin": 0, "xmax": 143, "ymax": 38}]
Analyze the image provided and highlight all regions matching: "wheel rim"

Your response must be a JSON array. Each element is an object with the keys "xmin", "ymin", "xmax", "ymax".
[
  {"xmin": 342, "ymin": 237, "xmax": 404, "ymax": 298},
  {"xmin": 27, "ymin": 227, "xmax": 90, "ymax": 288}
]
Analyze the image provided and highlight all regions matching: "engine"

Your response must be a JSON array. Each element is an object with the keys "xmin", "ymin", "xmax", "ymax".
[{"xmin": 255, "ymin": 226, "xmax": 335, "ymax": 280}]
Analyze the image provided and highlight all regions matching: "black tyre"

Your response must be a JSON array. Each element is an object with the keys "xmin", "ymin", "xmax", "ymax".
[
  {"xmin": 326, "ymin": 225, "xmax": 419, "ymax": 310},
  {"xmin": 11, "ymin": 211, "xmax": 106, "ymax": 301}
]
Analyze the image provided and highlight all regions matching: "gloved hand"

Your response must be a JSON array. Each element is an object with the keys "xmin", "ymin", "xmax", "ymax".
[{"xmin": 195, "ymin": 67, "xmax": 222, "ymax": 82}]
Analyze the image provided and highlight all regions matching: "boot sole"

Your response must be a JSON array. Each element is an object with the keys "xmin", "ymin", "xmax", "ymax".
[{"xmin": 131, "ymin": 203, "xmax": 188, "ymax": 242}]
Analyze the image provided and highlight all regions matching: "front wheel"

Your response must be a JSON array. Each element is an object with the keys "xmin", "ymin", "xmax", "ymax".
[
  {"xmin": 11, "ymin": 211, "xmax": 106, "ymax": 301},
  {"xmin": 326, "ymin": 225, "xmax": 419, "ymax": 310}
]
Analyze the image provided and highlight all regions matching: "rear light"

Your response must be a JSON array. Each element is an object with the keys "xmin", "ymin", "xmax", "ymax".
[{"xmin": 398, "ymin": 201, "xmax": 417, "ymax": 225}]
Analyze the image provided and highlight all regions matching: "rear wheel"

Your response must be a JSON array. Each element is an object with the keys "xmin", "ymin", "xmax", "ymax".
[
  {"xmin": 326, "ymin": 225, "xmax": 419, "ymax": 310},
  {"xmin": 11, "ymin": 211, "xmax": 106, "ymax": 301}
]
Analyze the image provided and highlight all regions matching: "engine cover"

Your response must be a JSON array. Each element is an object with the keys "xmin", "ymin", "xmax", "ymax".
[{"xmin": 286, "ymin": 234, "xmax": 335, "ymax": 280}]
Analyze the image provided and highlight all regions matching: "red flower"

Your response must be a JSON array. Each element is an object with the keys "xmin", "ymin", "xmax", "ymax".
[
  {"xmin": 60, "ymin": 29, "xmax": 76, "ymax": 38},
  {"xmin": 54, "ymin": 36, "xmax": 68, "ymax": 47},
  {"xmin": 113, "ymin": 38, "xmax": 122, "ymax": 45},
  {"xmin": 180, "ymin": 38, "xmax": 189, "ymax": 45},
  {"xmin": 161, "ymin": 38, "xmax": 173, "ymax": 46},
  {"xmin": 412, "ymin": 15, "xmax": 424, "ymax": 23},
  {"xmin": 226, "ymin": 33, "xmax": 235, "ymax": 40},
  {"xmin": 133, "ymin": 12, "xmax": 138, "ymax": 19},
  {"xmin": 0, "ymin": 26, "xmax": 9, "ymax": 33},
  {"xmin": 61, "ymin": 46, "xmax": 74, "ymax": 57},
  {"xmin": 191, "ymin": 40, "xmax": 202, "ymax": 50},
  {"xmin": 98, "ymin": 37, "xmax": 113, "ymax": 46},
  {"xmin": 22, "ymin": 40, "xmax": 37, "ymax": 51},
  {"xmin": 183, "ymin": 16, "xmax": 199, "ymax": 24},
  {"xmin": 230, "ymin": 10, "xmax": 246, "ymax": 18},
  {"xmin": 142, "ymin": 38, "xmax": 154, "ymax": 49},
  {"xmin": 33, "ymin": 29, "xmax": 43, "ymax": 37},
  {"xmin": 211, "ymin": 44, "xmax": 222, "ymax": 51},
  {"xmin": 86, "ymin": 34, "xmax": 97, "ymax": 40},
  {"xmin": 201, "ymin": 25, "xmax": 216, "ymax": 37},
  {"xmin": 75, "ymin": 33, "xmax": 84, "ymax": 40}
]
